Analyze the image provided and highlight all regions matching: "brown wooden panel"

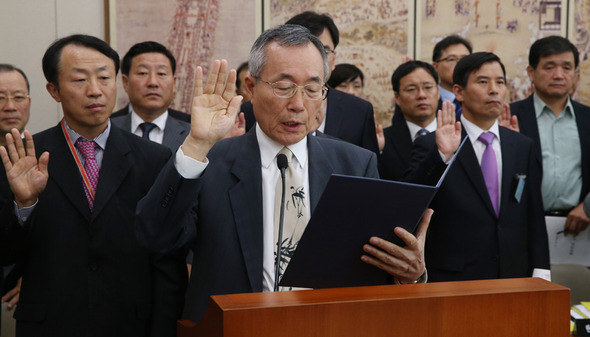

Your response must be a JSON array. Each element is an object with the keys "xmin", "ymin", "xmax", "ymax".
[{"xmin": 179, "ymin": 278, "xmax": 570, "ymax": 337}]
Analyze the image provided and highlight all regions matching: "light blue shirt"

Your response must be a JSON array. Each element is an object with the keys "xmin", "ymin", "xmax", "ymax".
[
  {"xmin": 533, "ymin": 93, "xmax": 582, "ymax": 211},
  {"xmin": 438, "ymin": 85, "xmax": 455, "ymax": 104}
]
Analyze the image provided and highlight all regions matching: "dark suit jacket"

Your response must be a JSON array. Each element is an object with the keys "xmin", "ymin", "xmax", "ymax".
[
  {"xmin": 404, "ymin": 127, "xmax": 549, "ymax": 282},
  {"xmin": 111, "ymin": 105, "xmax": 191, "ymax": 123},
  {"xmin": 379, "ymin": 111, "xmax": 413, "ymax": 181},
  {"xmin": 0, "ymin": 125, "xmax": 186, "ymax": 337},
  {"xmin": 135, "ymin": 129, "xmax": 378, "ymax": 323},
  {"xmin": 241, "ymin": 88, "xmax": 379, "ymax": 154},
  {"xmin": 110, "ymin": 112, "xmax": 190, "ymax": 151},
  {"xmin": 510, "ymin": 95, "xmax": 590, "ymax": 203}
]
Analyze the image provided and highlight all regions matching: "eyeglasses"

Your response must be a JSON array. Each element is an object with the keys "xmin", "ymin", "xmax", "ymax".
[
  {"xmin": 0, "ymin": 93, "xmax": 29, "ymax": 107},
  {"xmin": 259, "ymin": 79, "xmax": 328, "ymax": 101},
  {"xmin": 400, "ymin": 83, "xmax": 437, "ymax": 96},
  {"xmin": 323, "ymin": 46, "xmax": 335, "ymax": 55},
  {"xmin": 437, "ymin": 55, "xmax": 465, "ymax": 64}
]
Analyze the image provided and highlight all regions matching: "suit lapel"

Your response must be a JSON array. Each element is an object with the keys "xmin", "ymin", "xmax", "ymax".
[
  {"xmin": 517, "ymin": 96, "xmax": 542, "ymax": 167},
  {"xmin": 573, "ymin": 101, "xmax": 590, "ymax": 199},
  {"xmin": 391, "ymin": 114, "xmax": 413, "ymax": 166},
  {"xmin": 162, "ymin": 117, "xmax": 189, "ymax": 151},
  {"xmin": 90, "ymin": 127, "xmax": 133, "ymax": 220},
  {"xmin": 307, "ymin": 135, "xmax": 335, "ymax": 213},
  {"xmin": 324, "ymin": 88, "xmax": 344, "ymax": 137},
  {"xmin": 228, "ymin": 131, "xmax": 264, "ymax": 291},
  {"xmin": 43, "ymin": 126, "xmax": 92, "ymax": 220},
  {"xmin": 457, "ymin": 131, "xmax": 497, "ymax": 217},
  {"xmin": 498, "ymin": 128, "xmax": 518, "ymax": 219}
]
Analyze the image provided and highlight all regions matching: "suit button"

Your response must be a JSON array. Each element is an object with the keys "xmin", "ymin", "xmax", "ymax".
[{"xmin": 90, "ymin": 263, "xmax": 99, "ymax": 271}]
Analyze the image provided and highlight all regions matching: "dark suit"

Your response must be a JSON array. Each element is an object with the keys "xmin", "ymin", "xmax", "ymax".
[
  {"xmin": 241, "ymin": 88, "xmax": 379, "ymax": 154},
  {"xmin": 111, "ymin": 105, "xmax": 191, "ymax": 123},
  {"xmin": 510, "ymin": 95, "xmax": 590, "ymax": 203},
  {"xmin": 379, "ymin": 111, "xmax": 413, "ymax": 181},
  {"xmin": 110, "ymin": 112, "xmax": 190, "ymax": 151},
  {"xmin": 404, "ymin": 127, "xmax": 549, "ymax": 282},
  {"xmin": 135, "ymin": 129, "xmax": 378, "ymax": 323},
  {"xmin": 0, "ymin": 125, "xmax": 186, "ymax": 337},
  {"xmin": 379, "ymin": 101, "xmax": 442, "ymax": 181}
]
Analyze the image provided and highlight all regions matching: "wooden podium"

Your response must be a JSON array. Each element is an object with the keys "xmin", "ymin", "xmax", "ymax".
[{"xmin": 178, "ymin": 278, "xmax": 570, "ymax": 337}]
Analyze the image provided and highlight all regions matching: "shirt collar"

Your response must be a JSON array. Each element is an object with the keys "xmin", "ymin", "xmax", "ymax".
[
  {"xmin": 64, "ymin": 119, "xmax": 110, "ymax": 151},
  {"xmin": 460, "ymin": 114, "xmax": 500, "ymax": 145},
  {"xmin": 438, "ymin": 85, "xmax": 455, "ymax": 103},
  {"xmin": 532, "ymin": 92, "xmax": 575, "ymax": 119},
  {"xmin": 406, "ymin": 118, "xmax": 437, "ymax": 140},
  {"xmin": 129, "ymin": 106, "xmax": 169, "ymax": 133},
  {"xmin": 256, "ymin": 124, "xmax": 308, "ymax": 170}
]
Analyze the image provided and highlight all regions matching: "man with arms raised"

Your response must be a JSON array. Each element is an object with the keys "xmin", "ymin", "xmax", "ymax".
[
  {"xmin": 136, "ymin": 25, "xmax": 430, "ymax": 324},
  {"xmin": 0, "ymin": 35, "xmax": 185, "ymax": 336}
]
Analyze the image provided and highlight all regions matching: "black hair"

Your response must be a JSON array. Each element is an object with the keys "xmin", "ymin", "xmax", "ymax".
[
  {"xmin": 432, "ymin": 35, "xmax": 473, "ymax": 62},
  {"xmin": 327, "ymin": 63, "xmax": 364, "ymax": 88},
  {"xmin": 121, "ymin": 41, "xmax": 176, "ymax": 75},
  {"xmin": 391, "ymin": 61, "xmax": 438, "ymax": 93},
  {"xmin": 286, "ymin": 11, "xmax": 339, "ymax": 48},
  {"xmin": 453, "ymin": 52, "xmax": 505, "ymax": 88},
  {"xmin": 0, "ymin": 64, "xmax": 30, "ymax": 92},
  {"xmin": 528, "ymin": 35, "xmax": 579, "ymax": 69},
  {"xmin": 42, "ymin": 34, "xmax": 120, "ymax": 88}
]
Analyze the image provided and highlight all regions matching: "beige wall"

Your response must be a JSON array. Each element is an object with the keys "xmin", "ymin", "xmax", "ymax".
[{"xmin": 0, "ymin": 0, "xmax": 105, "ymax": 134}]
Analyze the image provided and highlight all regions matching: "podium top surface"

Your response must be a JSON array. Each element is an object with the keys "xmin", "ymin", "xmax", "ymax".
[{"xmin": 212, "ymin": 277, "xmax": 568, "ymax": 310}]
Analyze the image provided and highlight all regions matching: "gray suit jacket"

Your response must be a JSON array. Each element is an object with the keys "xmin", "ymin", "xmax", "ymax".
[
  {"xmin": 135, "ymin": 129, "xmax": 378, "ymax": 323},
  {"xmin": 111, "ymin": 112, "xmax": 190, "ymax": 151}
]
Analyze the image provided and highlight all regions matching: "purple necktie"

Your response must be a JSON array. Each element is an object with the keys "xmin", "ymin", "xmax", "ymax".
[
  {"xmin": 479, "ymin": 132, "xmax": 498, "ymax": 216},
  {"xmin": 76, "ymin": 139, "xmax": 99, "ymax": 210}
]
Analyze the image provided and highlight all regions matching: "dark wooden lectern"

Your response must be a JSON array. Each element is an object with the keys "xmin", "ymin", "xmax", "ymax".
[{"xmin": 178, "ymin": 277, "xmax": 570, "ymax": 337}]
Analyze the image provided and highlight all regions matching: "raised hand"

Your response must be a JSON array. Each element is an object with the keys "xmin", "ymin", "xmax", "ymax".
[
  {"xmin": 181, "ymin": 59, "xmax": 244, "ymax": 161},
  {"xmin": 497, "ymin": 103, "xmax": 519, "ymax": 132},
  {"xmin": 0, "ymin": 129, "xmax": 49, "ymax": 208},
  {"xmin": 435, "ymin": 100, "xmax": 462, "ymax": 161}
]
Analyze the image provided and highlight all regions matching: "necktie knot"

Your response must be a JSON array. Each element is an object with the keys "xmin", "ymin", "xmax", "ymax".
[
  {"xmin": 478, "ymin": 132, "xmax": 495, "ymax": 146},
  {"xmin": 76, "ymin": 139, "xmax": 97, "ymax": 160},
  {"xmin": 139, "ymin": 122, "xmax": 157, "ymax": 139},
  {"xmin": 417, "ymin": 128, "xmax": 429, "ymax": 137},
  {"xmin": 278, "ymin": 147, "xmax": 294, "ymax": 163}
]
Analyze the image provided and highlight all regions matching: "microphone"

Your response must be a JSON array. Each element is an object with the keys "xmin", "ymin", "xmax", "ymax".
[{"xmin": 274, "ymin": 153, "xmax": 288, "ymax": 291}]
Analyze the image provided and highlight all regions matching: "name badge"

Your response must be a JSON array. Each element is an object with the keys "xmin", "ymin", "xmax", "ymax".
[{"xmin": 514, "ymin": 174, "xmax": 526, "ymax": 203}]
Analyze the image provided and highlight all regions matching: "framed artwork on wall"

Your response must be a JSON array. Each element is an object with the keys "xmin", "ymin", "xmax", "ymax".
[{"xmin": 104, "ymin": 0, "xmax": 260, "ymax": 112}]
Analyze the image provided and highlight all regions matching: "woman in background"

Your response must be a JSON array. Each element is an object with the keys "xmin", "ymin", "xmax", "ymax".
[{"xmin": 328, "ymin": 63, "xmax": 364, "ymax": 98}]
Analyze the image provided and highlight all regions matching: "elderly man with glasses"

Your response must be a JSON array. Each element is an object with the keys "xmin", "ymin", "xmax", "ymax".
[{"xmin": 135, "ymin": 24, "xmax": 431, "ymax": 324}]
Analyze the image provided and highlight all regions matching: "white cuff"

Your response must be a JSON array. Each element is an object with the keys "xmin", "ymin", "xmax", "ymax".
[{"xmin": 174, "ymin": 147, "xmax": 208, "ymax": 179}]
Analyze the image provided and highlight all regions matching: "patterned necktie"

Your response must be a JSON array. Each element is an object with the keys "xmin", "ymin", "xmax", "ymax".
[
  {"xmin": 274, "ymin": 147, "xmax": 308, "ymax": 284},
  {"xmin": 139, "ymin": 122, "xmax": 157, "ymax": 140},
  {"xmin": 75, "ymin": 139, "xmax": 99, "ymax": 210},
  {"xmin": 479, "ymin": 132, "xmax": 499, "ymax": 216},
  {"xmin": 415, "ymin": 128, "xmax": 429, "ymax": 140},
  {"xmin": 453, "ymin": 98, "xmax": 462, "ymax": 119}
]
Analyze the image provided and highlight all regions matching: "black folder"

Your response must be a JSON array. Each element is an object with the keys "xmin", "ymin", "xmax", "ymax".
[{"xmin": 279, "ymin": 138, "xmax": 466, "ymax": 289}]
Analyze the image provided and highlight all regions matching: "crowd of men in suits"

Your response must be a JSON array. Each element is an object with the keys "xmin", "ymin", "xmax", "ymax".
[{"xmin": 0, "ymin": 9, "xmax": 589, "ymax": 337}]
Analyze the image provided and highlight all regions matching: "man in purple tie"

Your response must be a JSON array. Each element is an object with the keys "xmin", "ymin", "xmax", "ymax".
[{"xmin": 404, "ymin": 52, "xmax": 550, "ymax": 282}]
